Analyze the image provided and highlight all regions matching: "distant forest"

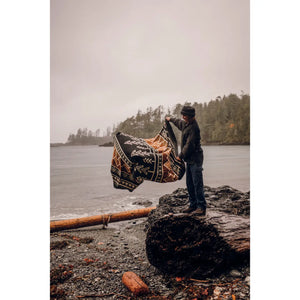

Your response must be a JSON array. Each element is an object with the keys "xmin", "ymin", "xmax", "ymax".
[
  {"xmin": 66, "ymin": 128, "xmax": 113, "ymax": 146},
  {"xmin": 116, "ymin": 93, "xmax": 250, "ymax": 145},
  {"xmin": 65, "ymin": 93, "xmax": 250, "ymax": 145}
]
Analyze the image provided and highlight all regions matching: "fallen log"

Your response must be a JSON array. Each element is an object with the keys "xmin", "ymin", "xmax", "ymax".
[
  {"xmin": 50, "ymin": 207, "xmax": 156, "ymax": 232},
  {"xmin": 145, "ymin": 211, "xmax": 250, "ymax": 278},
  {"xmin": 122, "ymin": 271, "xmax": 149, "ymax": 296}
]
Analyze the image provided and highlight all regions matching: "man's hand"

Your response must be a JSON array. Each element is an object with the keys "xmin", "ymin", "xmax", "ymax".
[{"xmin": 165, "ymin": 116, "xmax": 171, "ymax": 122}]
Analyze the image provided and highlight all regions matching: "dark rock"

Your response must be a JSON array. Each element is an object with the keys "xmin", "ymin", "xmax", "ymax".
[
  {"xmin": 132, "ymin": 200, "xmax": 153, "ymax": 207},
  {"xmin": 79, "ymin": 237, "xmax": 94, "ymax": 244},
  {"xmin": 50, "ymin": 264, "xmax": 73, "ymax": 285},
  {"xmin": 215, "ymin": 185, "xmax": 238, "ymax": 194},
  {"xmin": 231, "ymin": 193, "xmax": 242, "ymax": 200},
  {"xmin": 50, "ymin": 240, "xmax": 69, "ymax": 250},
  {"xmin": 159, "ymin": 195, "xmax": 188, "ymax": 207},
  {"xmin": 147, "ymin": 186, "xmax": 250, "ymax": 224}
]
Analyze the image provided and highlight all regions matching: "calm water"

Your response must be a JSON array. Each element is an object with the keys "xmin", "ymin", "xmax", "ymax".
[{"xmin": 50, "ymin": 145, "xmax": 249, "ymax": 220}]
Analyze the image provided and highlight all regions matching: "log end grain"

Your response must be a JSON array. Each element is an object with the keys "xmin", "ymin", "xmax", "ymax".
[{"xmin": 146, "ymin": 212, "xmax": 250, "ymax": 278}]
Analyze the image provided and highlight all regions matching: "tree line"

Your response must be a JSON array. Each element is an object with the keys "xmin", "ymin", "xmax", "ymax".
[
  {"xmin": 67, "ymin": 127, "xmax": 113, "ymax": 145},
  {"xmin": 66, "ymin": 93, "xmax": 250, "ymax": 145},
  {"xmin": 115, "ymin": 93, "xmax": 250, "ymax": 145}
]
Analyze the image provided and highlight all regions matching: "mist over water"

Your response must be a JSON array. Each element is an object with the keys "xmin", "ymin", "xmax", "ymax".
[{"xmin": 50, "ymin": 145, "xmax": 249, "ymax": 220}]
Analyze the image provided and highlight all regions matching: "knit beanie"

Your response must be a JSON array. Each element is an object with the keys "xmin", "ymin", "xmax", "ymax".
[{"xmin": 180, "ymin": 105, "xmax": 195, "ymax": 117}]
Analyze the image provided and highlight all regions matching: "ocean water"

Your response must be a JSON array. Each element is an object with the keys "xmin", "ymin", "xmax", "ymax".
[{"xmin": 50, "ymin": 145, "xmax": 249, "ymax": 220}]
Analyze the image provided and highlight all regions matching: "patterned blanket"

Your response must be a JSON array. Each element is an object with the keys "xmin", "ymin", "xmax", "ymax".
[{"xmin": 111, "ymin": 122, "xmax": 185, "ymax": 192}]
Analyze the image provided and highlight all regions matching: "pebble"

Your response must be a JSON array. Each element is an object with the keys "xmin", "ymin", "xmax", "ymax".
[
  {"xmin": 230, "ymin": 269, "xmax": 242, "ymax": 277},
  {"xmin": 213, "ymin": 286, "xmax": 222, "ymax": 296},
  {"xmin": 174, "ymin": 291, "xmax": 187, "ymax": 299},
  {"xmin": 245, "ymin": 276, "xmax": 250, "ymax": 285}
]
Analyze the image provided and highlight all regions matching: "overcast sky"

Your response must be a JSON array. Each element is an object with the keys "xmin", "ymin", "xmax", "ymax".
[{"xmin": 50, "ymin": 0, "xmax": 249, "ymax": 142}]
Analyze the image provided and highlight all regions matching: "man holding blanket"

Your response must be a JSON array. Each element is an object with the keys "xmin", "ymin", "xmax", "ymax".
[{"xmin": 166, "ymin": 105, "xmax": 206, "ymax": 216}]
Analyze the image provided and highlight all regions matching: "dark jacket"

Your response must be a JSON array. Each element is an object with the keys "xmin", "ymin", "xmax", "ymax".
[{"xmin": 169, "ymin": 117, "xmax": 203, "ymax": 165}]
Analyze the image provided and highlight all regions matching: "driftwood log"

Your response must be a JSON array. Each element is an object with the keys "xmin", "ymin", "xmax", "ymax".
[
  {"xmin": 122, "ymin": 272, "xmax": 149, "ymax": 296},
  {"xmin": 145, "ymin": 187, "xmax": 250, "ymax": 278},
  {"xmin": 50, "ymin": 207, "xmax": 156, "ymax": 232}
]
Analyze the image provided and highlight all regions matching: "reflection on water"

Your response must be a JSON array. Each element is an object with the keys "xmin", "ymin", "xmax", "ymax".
[{"xmin": 51, "ymin": 145, "xmax": 249, "ymax": 220}]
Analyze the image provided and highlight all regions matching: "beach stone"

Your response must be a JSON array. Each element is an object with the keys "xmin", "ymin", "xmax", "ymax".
[
  {"xmin": 132, "ymin": 200, "xmax": 153, "ymax": 207},
  {"xmin": 174, "ymin": 291, "xmax": 188, "ymax": 299},
  {"xmin": 213, "ymin": 286, "xmax": 222, "ymax": 296},
  {"xmin": 245, "ymin": 276, "xmax": 250, "ymax": 285},
  {"xmin": 230, "ymin": 269, "xmax": 242, "ymax": 277}
]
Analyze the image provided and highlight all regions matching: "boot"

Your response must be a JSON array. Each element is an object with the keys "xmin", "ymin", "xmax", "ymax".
[
  {"xmin": 191, "ymin": 208, "xmax": 206, "ymax": 216},
  {"xmin": 182, "ymin": 207, "xmax": 196, "ymax": 214}
]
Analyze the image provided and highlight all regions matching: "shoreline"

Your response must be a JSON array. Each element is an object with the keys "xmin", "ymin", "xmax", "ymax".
[{"xmin": 50, "ymin": 186, "xmax": 250, "ymax": 299}]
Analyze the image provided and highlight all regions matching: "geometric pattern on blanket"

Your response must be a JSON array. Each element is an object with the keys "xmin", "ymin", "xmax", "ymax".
[{"xmin": 111, "ymin": 122, "xmax": 185, "ymax": 192}]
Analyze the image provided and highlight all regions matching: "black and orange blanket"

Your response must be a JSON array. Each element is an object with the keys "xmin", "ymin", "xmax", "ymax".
[{"xmin": 111, "ymin": 122, "xmax": 185, "ymax": 192}]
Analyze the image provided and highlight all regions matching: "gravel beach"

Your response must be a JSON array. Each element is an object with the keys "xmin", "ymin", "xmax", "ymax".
[{"xmin": 50, "ymin": 186, "xmax": 250, "ymax": 299}]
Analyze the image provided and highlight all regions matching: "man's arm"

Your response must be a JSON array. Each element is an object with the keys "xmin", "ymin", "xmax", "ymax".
[{"xmin": 165, "ymin": 116, "xmax": 185, "ymax": 131}]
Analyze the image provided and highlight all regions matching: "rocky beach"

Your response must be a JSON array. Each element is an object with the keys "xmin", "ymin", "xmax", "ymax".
[{"xmin": 50, "ymin": 186, "xmax": 250, "ymax": 300}]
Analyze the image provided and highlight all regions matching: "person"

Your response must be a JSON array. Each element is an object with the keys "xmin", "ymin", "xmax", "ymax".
[{"xmin": 166, "ymin": 105, "xmax": 206, "ymax": 216}]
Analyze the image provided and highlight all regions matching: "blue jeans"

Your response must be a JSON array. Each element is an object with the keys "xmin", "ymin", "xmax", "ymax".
[{"xmin": 186, "ymin": 163, "xmax": 206, "ymax": 210}]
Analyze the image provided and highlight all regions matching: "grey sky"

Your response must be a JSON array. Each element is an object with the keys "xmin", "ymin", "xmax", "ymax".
[{"xmin": 50, "ymin": 0, "xmax": 249, "ymax": 142}]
